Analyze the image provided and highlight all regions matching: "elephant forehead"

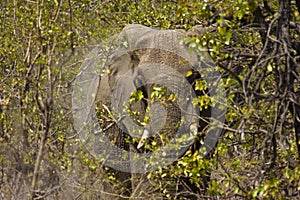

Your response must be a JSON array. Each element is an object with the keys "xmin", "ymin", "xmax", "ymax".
[{"xmin": 134, "ymin": 49, "xmax": 192, "ymax": 75}]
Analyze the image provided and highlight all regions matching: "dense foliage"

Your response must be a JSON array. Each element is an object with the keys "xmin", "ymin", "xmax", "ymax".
[{"xmin": 0, "ymin": 0, "xmax": 299, "ymax": 199}]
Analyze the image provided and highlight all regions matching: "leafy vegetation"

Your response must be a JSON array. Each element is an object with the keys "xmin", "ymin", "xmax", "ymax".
[{"xmin": 0, "ymin": 0, "xmax": 299, "ymax": 199}]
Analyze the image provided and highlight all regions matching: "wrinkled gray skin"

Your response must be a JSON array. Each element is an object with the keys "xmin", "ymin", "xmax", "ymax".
[{"xmin": 96, "ymin": 24, "xmax": 212, "ymax": 199}]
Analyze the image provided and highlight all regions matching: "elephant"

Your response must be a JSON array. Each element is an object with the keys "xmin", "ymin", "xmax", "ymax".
[{"xmin": 77, "ymin": 24, "xmax": 220, "ymax": 199}]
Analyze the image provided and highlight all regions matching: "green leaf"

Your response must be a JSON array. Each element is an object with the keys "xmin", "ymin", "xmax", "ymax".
[{"xmin": 186, "ymin": 70, "xmax": 193, "ymax": 77}]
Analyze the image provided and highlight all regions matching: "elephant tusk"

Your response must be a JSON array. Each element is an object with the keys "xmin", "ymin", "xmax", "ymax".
[
  {"xmin": 137, "ymin": 129, "xmax": 150, "ymax": 149},
  {"xmin": 189, "ymin": 123, "xmax": 198, "ymax": 136}
]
